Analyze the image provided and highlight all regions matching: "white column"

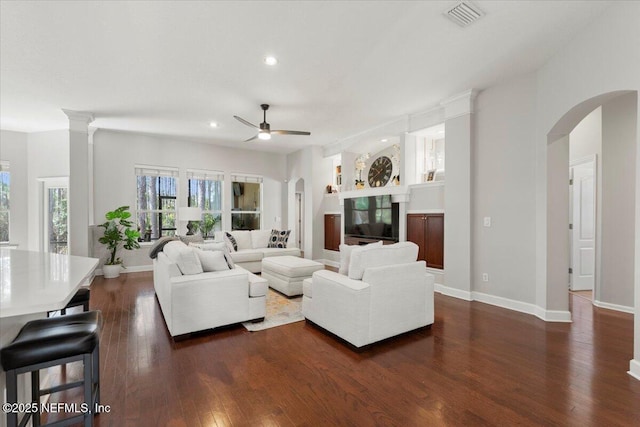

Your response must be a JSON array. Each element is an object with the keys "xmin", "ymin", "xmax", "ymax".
[
  {"xmin": 88, "ymin": 127, "xmax": 97, "ymax": 225},
  {"xmin": 441, "ymin": 90, "xmax": 477, "ymax": 296},
  {"xmin": 62, "ymin": 109, "xmax": 94, "ymax": 257}
]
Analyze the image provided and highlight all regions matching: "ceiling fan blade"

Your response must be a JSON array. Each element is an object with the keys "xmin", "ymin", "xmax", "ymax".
[
  {"xmin": 234, "ymin": 116, "xmax": 259, "ymax": 129},
  {"xmin": 271, "ymin": 130, "xmax": 311, "ymax": 136},
  {"xmin": 244, "ymin": 134, "xmax": 259, "ymax": 142}
]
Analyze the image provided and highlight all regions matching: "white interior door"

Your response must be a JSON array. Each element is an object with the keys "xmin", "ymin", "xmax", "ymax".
[{"xmin": 570, "ymin": 160, "xmax": 596, "ymax": 291}]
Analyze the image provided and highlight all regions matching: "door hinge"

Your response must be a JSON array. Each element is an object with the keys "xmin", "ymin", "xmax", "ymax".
[
  {"xmin": 569, "ymin": 223, "xmax": 573, "ymax": 230},
  {"xmin": 569, "ymin": 178, "xmax": 573, "ymax": 185},
  {"xmin": 569, "ymin": 267, "xmax": 573, "ymax": 274}
]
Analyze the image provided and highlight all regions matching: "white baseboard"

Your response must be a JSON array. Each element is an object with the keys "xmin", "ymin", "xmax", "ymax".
[
  {"xmin": 533, "ymin": 307, "xmax": 572, "ymax": 323},
  {"xmin": 434, "ymin": 284, "xmax": 472, "ymax": 301},
  {"xmin": 472, "ymin": 291, "xmax": 540, "ymax": 318},
  {"xmin": 435, "ymin": 284, "xmax": 572, "ymax": 322},
  {"xmin": 95, "ymin": 265, "xmax": 153, "ymax": 276},
  {"xmin": 593, "ymin": 299, "xmax": 634, "ymax": 314},
  {"xmin": 629, "ymin": 359, "xmax": 640, "ymax": 381}
]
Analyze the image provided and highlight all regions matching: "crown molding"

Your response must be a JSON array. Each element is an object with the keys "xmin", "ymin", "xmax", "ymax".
[
  {"xmin": 440, "ymin": 89, "xmax": 479, "ymax": 120},
  {"xmin": 61, "ymin": 109, "xmax": 95, "ymax": 132}
]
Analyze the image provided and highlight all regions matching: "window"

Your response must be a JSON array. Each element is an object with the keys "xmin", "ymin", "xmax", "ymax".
[
  {"xmin": 0, "ymin": 161, "xmax": 9, "ymax": 243},
  {"xmin": 231, "ymin": 174, "xmax": 262, "ymax": 230},
  {"xmin": 414, "ymin": 124, "xmax": 445, "ymax": 183},
  {"xmin": 135, "ymin": 166, "xmax": 178, "ymax": 240},
  {"xmin": 187, "ymin": 170, "xmax": 223, "ymax": 238}
]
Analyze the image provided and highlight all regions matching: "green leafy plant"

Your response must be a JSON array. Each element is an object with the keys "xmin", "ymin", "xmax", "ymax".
[
  {"xmin": 98, "ymin": 206, "xmax": 141, "ymax": 265},
  {"xmin": 199, "ymin": 214, "xmax": 218, "ymax": 239}
]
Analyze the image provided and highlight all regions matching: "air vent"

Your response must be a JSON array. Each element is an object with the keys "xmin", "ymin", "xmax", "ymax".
[{"xmin": 444, "ymin": 1, "xmax": 484, "ymax": 27}]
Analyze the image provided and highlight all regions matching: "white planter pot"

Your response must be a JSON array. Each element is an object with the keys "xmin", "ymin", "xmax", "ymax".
[{"xmin": 102, "ymin": 264, "xmax": 122, "ymax": 279}]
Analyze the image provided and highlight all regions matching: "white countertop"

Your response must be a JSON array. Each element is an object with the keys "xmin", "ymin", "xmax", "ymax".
[{"xmin": 0, "ymin": 249, "xmax": 99, "ymax": 318}]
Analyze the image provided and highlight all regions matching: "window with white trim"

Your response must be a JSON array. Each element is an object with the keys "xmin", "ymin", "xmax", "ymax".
[
  {"xmin": 0, "ymin": 161, "xmax": 10, "ymax": 243},
  {"xmin": 135, "ymin": 166, "xmax": 178, "ymax": 240},
  {"xmin": 187, "ymin": 170, "xmax": 223, "ymax": 238},
  {"xmin": 231, "ymin": 174, "xmax": 262, "ymax": 230}
]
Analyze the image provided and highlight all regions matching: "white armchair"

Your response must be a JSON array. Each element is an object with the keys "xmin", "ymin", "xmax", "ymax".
[{"xmin": 302, "ymin": 242, "xmax": 434, "ymax": 348}]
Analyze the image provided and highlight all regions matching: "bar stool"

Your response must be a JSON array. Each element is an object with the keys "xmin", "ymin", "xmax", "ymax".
[
  {"xmin": 49, "ymin": 287, "xmax": 90, "ymax": 317},
  {"xmin": 1, "ymin": 310, "xmax": 102, "ymax": 427}
]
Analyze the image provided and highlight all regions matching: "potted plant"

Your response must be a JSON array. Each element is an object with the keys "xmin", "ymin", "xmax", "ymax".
[
  {"xmin": 199, "ymin": 214, "xmax": 218, "ymax": 239},
  {"xmin": 98, "ymin": 206, "xmax": 140, "ymax": 279}
]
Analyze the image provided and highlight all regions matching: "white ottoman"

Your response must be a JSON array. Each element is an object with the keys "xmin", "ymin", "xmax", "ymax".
[{"xmin": 261, "ymin": 256, "xmax": 324, "ymax": 296}]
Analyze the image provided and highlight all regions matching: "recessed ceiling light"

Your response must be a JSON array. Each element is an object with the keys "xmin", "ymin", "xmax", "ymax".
[
  {"xmin": 381, "ymin": 139, "xmax": 388, "ymax": 142},
  {"xmin": 437, "ymin": 130, "xmax": 444, "ymax": 134},
  {"xmin": 209, "ymin": 122, "xmax": 219, "ymax": 128},
  {"xmin": 264, "ymin": 56, "xmax": 278, "ymax": 66}
]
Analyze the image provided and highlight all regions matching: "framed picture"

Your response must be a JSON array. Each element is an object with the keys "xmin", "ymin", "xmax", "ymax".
[{"xmin": 426, "ymin": 169, "xmax": 437, "ymax": 182}]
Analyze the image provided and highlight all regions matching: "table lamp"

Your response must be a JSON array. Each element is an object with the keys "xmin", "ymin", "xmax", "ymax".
[{"xmin": 179, "ymin": 207, "xmax": 202, "ymax": 235}]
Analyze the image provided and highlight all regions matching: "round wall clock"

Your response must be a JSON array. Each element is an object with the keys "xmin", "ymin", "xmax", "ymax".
[{"xmin": 368, "ymin": 156, "xmax": 393, "ymax": 187}]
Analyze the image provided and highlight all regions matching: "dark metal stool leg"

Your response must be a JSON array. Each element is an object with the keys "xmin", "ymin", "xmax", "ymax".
[
  {"xmin": 6, "ymin": 369, "xmax": 18, "ymax": 427},
  {"xmin": 31, "ymin": 369, "xmax": 41, "ymax": 426},
  {"xmin": 83, "ymin": 353, "xmax": 93, "ymax": 427},
  {"xmin": 92, "ymin": 345, "xmax": 100, "ymax": 407}
]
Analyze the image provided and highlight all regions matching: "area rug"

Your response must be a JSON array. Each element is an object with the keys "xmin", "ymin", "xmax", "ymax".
[{"xmin": 242, "ymin": 289, "xmax": 304, "ymax": 331}]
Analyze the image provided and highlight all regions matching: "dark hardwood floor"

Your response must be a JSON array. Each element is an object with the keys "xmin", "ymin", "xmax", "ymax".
[{"xmin": 51, "ymin": 271, "xmax": 639, "ymax": 426}]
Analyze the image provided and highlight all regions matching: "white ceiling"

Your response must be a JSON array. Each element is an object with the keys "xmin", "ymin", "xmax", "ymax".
[{"xmin": 0, "ymin": 1, "xmax": 611, "ymax": 154}]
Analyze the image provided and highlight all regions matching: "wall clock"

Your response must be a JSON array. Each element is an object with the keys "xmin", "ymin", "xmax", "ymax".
[{"xmin": 368, "ymin": 156, "xmax": 393, "ymax": 187}]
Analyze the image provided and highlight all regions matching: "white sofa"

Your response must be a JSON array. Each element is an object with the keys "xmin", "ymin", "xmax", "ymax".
[
  {"xmin": 213, "ymin": 230, "xmax": 301, "ymax": 273},
  {"xmin": 153, "ymin": 243, "xmax": 267, "ymax": 337},
  {"xmin": 302, "ymin": 242, "xmax": 434, "ymax": 348}
]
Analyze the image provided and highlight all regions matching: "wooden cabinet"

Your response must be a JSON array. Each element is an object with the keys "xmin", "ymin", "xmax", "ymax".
[
  {"xmin": 324, "ymin": 214, "xmax": 341, "ymax": 251},
  {"xmin": 407, "ymin": 213, "xmax": 444, "ymax": 269}
]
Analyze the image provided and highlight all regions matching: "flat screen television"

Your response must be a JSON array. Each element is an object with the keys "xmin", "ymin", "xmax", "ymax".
[{"xmin": 344, "ymin": 195, "xmax": 399, "ymax": 242}]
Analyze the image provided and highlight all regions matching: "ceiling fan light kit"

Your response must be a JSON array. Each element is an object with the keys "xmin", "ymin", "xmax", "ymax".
[{"xmin": 234, "ymin": 104, "xmax": 310, "ymax": 142}]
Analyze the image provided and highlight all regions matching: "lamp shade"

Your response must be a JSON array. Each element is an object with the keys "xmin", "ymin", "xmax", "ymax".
[{"xmin": 179, "ymin": 207, "xmax": 202, "ymax": 221}]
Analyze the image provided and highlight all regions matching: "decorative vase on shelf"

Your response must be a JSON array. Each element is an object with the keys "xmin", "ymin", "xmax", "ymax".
[{"xmin": 355, "ymin": 180, "xmax": 365, "ymax": 189}]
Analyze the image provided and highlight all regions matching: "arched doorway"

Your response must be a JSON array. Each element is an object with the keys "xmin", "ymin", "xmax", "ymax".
[{"xmin": 546, "ymin": 90, "xmax": 638, "ymax": 319}]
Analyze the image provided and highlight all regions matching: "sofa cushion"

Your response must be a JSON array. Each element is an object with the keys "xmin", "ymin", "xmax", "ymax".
[
  {"xmin": 268, "ymin": 229, "xmax": 291, "ymax": 248},
  {"xmin": 163, "ymin": 241, "xmax": 203, "ymax": 275},
  {"xmin": 348, "ymin": 241, "xmax": 418, "ymax": 280},
  {"xmin": 230, "ymin": 249, "xmax": 264, "ymax": 263},
  {"xmin": 194, "ymin": 249, "xmax": 229, "ymax": 272},
  {"xmin": 250, "ymin": 229, "xmax": 272, "ymax": 249},
  {"xmin": 303, "ymin": 278, "xmax": 313, "ymax": 298},
  {"xmin": 149, "ymin": 236, "xmax": 179, "ymax": 259},
  {"xmin": 224, "ymin": 232, "xmax": 238, "ymax": 251},
  {"xmin": 229, "ymin": 230, "xmax": 252, "ymax": 250},
  {"xmin": 189, "ymin": 241, "xmax": 235, "ymax": 269},
  {"xmin": 339, "ymin": 241, "xmax": 382, "ymax": 275}
]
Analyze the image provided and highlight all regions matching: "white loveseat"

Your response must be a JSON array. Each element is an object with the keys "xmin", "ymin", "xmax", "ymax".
[
  {"xmin": 213, "ymin": 230, "xmax": 301, "ymax": 273},
  {"xmin": 302, "ymin": 242, "xmax": 434, "ymax": 348},
  {"xmin": 153, "ymin": 241, "xmax": 267, "ymax": 337}
]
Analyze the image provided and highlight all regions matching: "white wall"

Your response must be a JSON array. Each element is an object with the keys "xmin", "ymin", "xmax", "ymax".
[
  {"xmin": 26, "ymin": 130, "xmax": 69, "ymax": 251},
  {"xmin": 92, "ymin": 130, "xmax": 286, "ymax": 268},
  {"xmin": 408, "ymin": 185, "xmax": 444, "ymax": 212},
  {"xmin": 472, "ymin": 73, "xmax": 538, "ymax": 303},
  {"xmin": 600, "ymin": 93, "xmax": 637, "ymax": 308},
  {"xmin": 533, "ymin": 1, "xmax": 639, "ymax": 371},
  {"xmin": 0, "ymin": 130, "xmax": 29, "ymax": 248}
]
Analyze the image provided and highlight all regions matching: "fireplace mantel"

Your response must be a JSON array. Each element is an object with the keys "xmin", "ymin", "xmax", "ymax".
[{"xmin": 338, "ymin": 185, "xmax": 410, "ymax": 204}]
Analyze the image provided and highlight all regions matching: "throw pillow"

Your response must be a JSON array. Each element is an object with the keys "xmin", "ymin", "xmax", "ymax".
[
  {"xmin": 178, "ymin": 234, "xmax": 205, "ymax": 244},
  {"xmin": 194, "ymin": 248, "xmax": 229, "ymax": 272},
  {"xmin": 250, "ymin": 229, "xmax": 272, "ymax": 249},
  {"xmin": 348, "ymin": 241, "xmax": 414, "ymax": 280},
  {"xmin": 162, "ymin": 241, "xmax": 203, "ymax": 275},
  {"xmin": 148, "ymin": 236, "xmax": 179, "ymax": 259},
  {"xmin": 267, "ymin": 229, "xmax": 291, "ymax": 248},
  {"xmin": 188, "ymin": 241, "xmax": 235, "ymax": 269},
  {"xmin": 339, "ymin": 241, "xmax": 383, "ymax": 276},
  {"xmin": 224, "ymin": 232, "xmax": 238, "ymax": 251}
]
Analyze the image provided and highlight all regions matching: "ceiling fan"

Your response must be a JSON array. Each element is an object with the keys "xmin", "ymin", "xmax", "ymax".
[{"xmin": 234, "ymin": 104, "xmax": 311, "ymax": 142}]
